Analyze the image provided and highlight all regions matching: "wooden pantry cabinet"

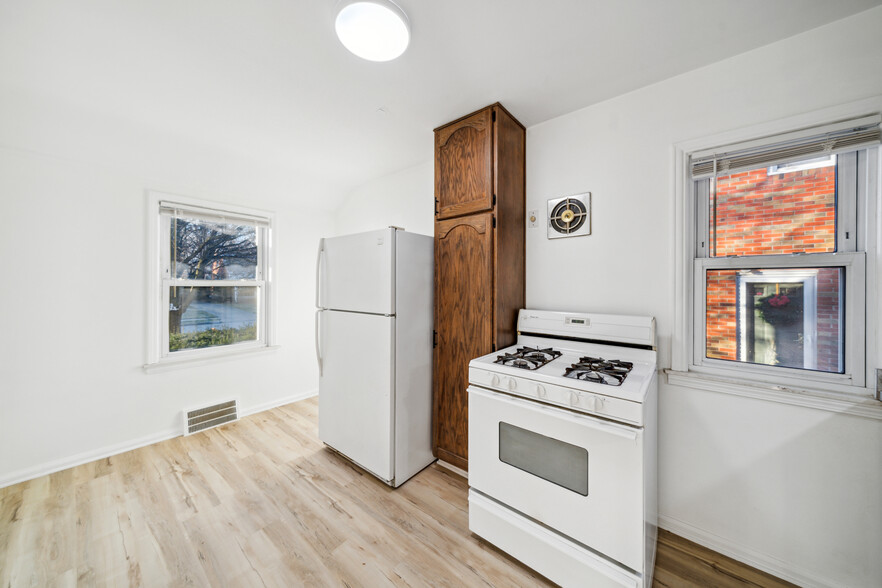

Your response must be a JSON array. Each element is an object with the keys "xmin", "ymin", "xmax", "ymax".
[{"xmin": 432, "ymin": 103, "xmax": 525, "ymax": 470}]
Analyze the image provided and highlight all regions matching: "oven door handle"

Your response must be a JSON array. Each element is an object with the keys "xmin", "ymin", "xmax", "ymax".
[{"xmin": 469, "ymin": 386, "xmax": 639, "ymax": 441}]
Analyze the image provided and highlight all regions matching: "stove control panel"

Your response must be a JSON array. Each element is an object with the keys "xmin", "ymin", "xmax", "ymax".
[
  {"xmin": 569, "ymin": 391, "xmax": 607, "ymax": 412},
  {"xmin": 468, "ymin": 366, "xmax": 643, "ymax": 426}
]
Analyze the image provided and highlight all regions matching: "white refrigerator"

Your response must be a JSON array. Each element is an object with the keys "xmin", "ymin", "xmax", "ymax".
[{"xmin": 315, "ymin": 227, "xmax": 435, "ymax": 487}]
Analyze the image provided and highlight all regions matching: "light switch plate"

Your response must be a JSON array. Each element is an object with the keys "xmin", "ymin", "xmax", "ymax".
[{"xmin": 528, "ymin": 210, "xmax": 539, "ymax": 228}]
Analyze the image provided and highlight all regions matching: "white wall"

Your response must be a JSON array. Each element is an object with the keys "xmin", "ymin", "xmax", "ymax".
[
  {"xmin": 526, "ymin": 8, "xmax": 882, "ymax": 588},
  {"xmin": 0, "ymin": 89, "xmax": 337, "ymax": 487},
  {"xmin": 335, "ymin": 161, "xmax": 434, "ymax": 237}
]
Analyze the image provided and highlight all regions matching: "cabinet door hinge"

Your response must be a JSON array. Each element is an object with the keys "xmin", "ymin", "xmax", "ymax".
[
  {"xmin": 492, "ymin": 110, "xmax": 497, "ymax": 122},
  {"xmin": 433, "ymin": 330, "xmax": 438, "ymax": 348},
  {"xmin": 492, "ymin": 343, "xmax": 496, "ymax": 352},
  {"xmin": 434, "ymin": 198, "xmax": 439, "ymax": 216},
  {"xmin": 492, "ymin": 216, "xmax": 496, "ymax": 228},
  {"xmin": 492, "ymin": 194, "xmax": 496, "ymax": 206}
]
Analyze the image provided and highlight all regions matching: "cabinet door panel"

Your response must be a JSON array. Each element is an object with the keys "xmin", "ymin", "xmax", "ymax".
[
  {"xmin": 435, "ymin": 109, "xmax": 493, "ymax": 220},
  {"xmin": 433, "ymin": 213, "xmax": 495, "ymax": 468}
]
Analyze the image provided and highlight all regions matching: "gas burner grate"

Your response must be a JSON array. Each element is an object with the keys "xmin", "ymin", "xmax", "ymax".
[
  {"xmin": 494, "ymin": 346, "xmax": 562, "ymax": 370},
  {"xmin": 564, "ymin": 356, "xmax": 634, "ymax": 386}
]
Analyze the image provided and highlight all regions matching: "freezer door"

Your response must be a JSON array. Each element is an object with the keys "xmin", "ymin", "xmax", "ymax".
[
  {"xmin": 318, "ymin": 310, "xmax": 394, "ymax": 482},
  {"xmin": 317, "ymin": 228, "xmax": 394, "ymax": 314}
]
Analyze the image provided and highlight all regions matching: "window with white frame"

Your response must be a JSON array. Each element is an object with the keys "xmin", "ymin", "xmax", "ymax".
[
  {"xmin": 687, "ymin": 115, "xmax": 880, "ymax": 395},
  {"xmin": 148, "ymin": 194, "xmax": 273, "ymax": 364}
]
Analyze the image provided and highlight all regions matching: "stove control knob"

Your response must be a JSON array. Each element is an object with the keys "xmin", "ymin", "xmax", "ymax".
[
  {"xmin": 585, "ymin": 395, "xmax": 597, "ymax": 411},
  {"xmin": 508, "ymin": 378, "xmax": 518, "ymax": 391},
  {"xmin": 570, "ymin": 391, "xmax": 580, "ymax": 405},
  {"xmin": 536, "ymin": 384, "xmax": 547, "ymax": 399},
  {"xmin": 595, "ymin": 396, "xmax": 605, "ymax": 411},
  {"xmin": 490, "ymin": 374, "xmax": 500, "ymax": 387}
]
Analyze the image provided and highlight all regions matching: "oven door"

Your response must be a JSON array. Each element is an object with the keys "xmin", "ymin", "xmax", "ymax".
[{"xmin": 468, "ymin": 386, "xmax": 644, "ymax": 572}]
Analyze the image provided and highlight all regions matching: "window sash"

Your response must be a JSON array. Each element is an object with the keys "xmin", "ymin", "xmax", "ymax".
[
  {"xmin": 692, "ymin": 252, "xmax": 865, "ymax": 390},
  {"xmin": 161, "ymin": 215, "xmax": 266, "ymax": 282},
  {"xmin": 161, "ymin": 282, "xmax": 267, "ymax": 358},
  {"xmin": 695, "ymin": 152, "xmax": 858, "ymax": 259}
]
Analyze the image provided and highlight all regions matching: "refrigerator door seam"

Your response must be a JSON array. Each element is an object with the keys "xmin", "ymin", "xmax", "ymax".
[{"xmin": 389, "ymin": 227, "xmax": 397, "ymax": 484}]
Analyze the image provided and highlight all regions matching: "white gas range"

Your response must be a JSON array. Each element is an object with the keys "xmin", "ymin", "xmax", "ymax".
[{"xmin": 467, "ymin": 309, "xmax": 658, "ymax": 588}]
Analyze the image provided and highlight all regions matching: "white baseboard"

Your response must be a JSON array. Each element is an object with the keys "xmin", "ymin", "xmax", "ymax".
[
  {"xmin": 0, "ymin": 390, "xmax": 320, "ymax": 490},
  {"xmin": 658, "ymin": 514, "xmax": 837, "ymax": 588},
  {"xmin": 0, "ymin": 427, "xmax": 180, "ymax": 490},
  {"xmin": 239, "ymin": 388, "xmax": 318, "ymax": 417}
]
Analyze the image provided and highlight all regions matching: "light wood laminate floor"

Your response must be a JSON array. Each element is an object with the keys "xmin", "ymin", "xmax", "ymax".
[{"xmin": 1, "ymin": 397, "xmax": 796, "ymax": 587}]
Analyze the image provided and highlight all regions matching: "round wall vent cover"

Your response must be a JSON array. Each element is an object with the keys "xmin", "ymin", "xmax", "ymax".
[{"xmin": 547, "ymin": 193, "xmax": 591, "ymax": 239}]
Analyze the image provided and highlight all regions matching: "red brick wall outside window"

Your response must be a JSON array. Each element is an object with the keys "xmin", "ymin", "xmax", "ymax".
[{"xmin": 704, "ymin": 164, "xmax": 842, "ymax": 371}]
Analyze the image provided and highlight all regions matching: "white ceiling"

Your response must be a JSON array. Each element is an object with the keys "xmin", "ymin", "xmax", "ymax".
[{"xmin": 2, "ymin": 0, "xmax": 881, "ymax": 204}]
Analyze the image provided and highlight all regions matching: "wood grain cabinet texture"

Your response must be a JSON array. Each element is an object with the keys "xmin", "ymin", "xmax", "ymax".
[{"xmin": 432, "ymin": 103, "xmax": 526, "ymax": 470}]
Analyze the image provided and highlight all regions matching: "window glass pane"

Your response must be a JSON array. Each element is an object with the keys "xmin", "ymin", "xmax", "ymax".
[
  {"xmin": 706, "ymin": 268, "xmax": 843, "ymax": 373},
  {"xmin": 170, "ymin": 216, "xmax": 257, "ymax": 279},
  {"xmin": 711, "ymin": 156, "xmax": 836, "ymax": 257},
  {"xmin": 169, "ymin": 286, "xmax": 258, "ymax": 351}
]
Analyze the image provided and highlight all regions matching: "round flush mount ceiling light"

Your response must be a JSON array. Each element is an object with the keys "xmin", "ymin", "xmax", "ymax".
[{"xmin": 335, "ymin": 0, "xmax": 410, "ymax": 62}]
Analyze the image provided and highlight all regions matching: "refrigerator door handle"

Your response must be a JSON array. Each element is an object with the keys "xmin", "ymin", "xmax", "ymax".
[
  {"xmin": 315, "ymin": 309, "xmax": 323, "ymax": 376},
  {"xmin": 315, "ymin": 238, "xmax": 325, "ymax": 308}
]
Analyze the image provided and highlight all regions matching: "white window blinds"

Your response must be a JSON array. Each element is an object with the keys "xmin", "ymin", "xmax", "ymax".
[
  {"xmin": 159, "ymin": 201, "xmax": 271, "ymax": 227},
  {"xmin": 690, "ymin": 115, "xmax": 881, "ymax": 179}
]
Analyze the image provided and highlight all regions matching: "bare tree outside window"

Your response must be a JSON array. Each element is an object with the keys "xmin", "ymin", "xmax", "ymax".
[{"xmin": 168, "ymin": 217, "xmax": 259, "ymax": 349}]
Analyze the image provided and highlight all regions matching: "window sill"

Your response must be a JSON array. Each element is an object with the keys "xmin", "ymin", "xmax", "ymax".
[
  {"xmin": 143, "ymin": 344, "xmax": 281, "ymax": 374},
  {"xmin": 664, "ymin": 369, "xmax": 882, "ymax": 421}
]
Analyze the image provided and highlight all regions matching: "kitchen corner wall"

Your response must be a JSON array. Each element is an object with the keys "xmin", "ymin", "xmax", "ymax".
[
  {"xmin": 0, "ymin": 89, "xmax": 337, "ymax": 487},
  {"xmin": 334, "ymin": 161, "xmax": 434, "ymax": 237},
  {"xmin": 526, "ymin": 8, "xmax": 882, "ymax": 588}
]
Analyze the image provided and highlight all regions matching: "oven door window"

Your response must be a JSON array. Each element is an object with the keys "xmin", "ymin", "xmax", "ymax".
[{"xmin": 498, "ymin": 422, "xmax": 589, "ymax": 496}]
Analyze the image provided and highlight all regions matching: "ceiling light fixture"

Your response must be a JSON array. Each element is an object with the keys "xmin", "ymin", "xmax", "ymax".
[{"xmin": 335, "ymin": 0, "xmax": 410, "ymax": 62}]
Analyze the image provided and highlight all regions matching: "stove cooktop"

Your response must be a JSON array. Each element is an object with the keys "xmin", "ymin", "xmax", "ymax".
[
  {"xmin": 563, "ymin": 356, "xmax": 634, "ymax": 386},
  {"xmin": 469, "ymin": 336, "xmax": 656, "ymax": 406},
  {"xmin": 494, "ymin": 347, "xmax": 636, "ymax": 387},
  {"xmin": 494, "ymin": 346, "xmax": 562, "ymax": 370}
]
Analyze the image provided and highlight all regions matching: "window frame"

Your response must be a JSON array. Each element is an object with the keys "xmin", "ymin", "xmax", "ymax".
[
  {"xmin": 146, "ymin": 191, "xmax": 276, "ymax": 368},
  {"xmin": 672, "ymin": 106, "xmax": 881, "ymax": 406}
]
